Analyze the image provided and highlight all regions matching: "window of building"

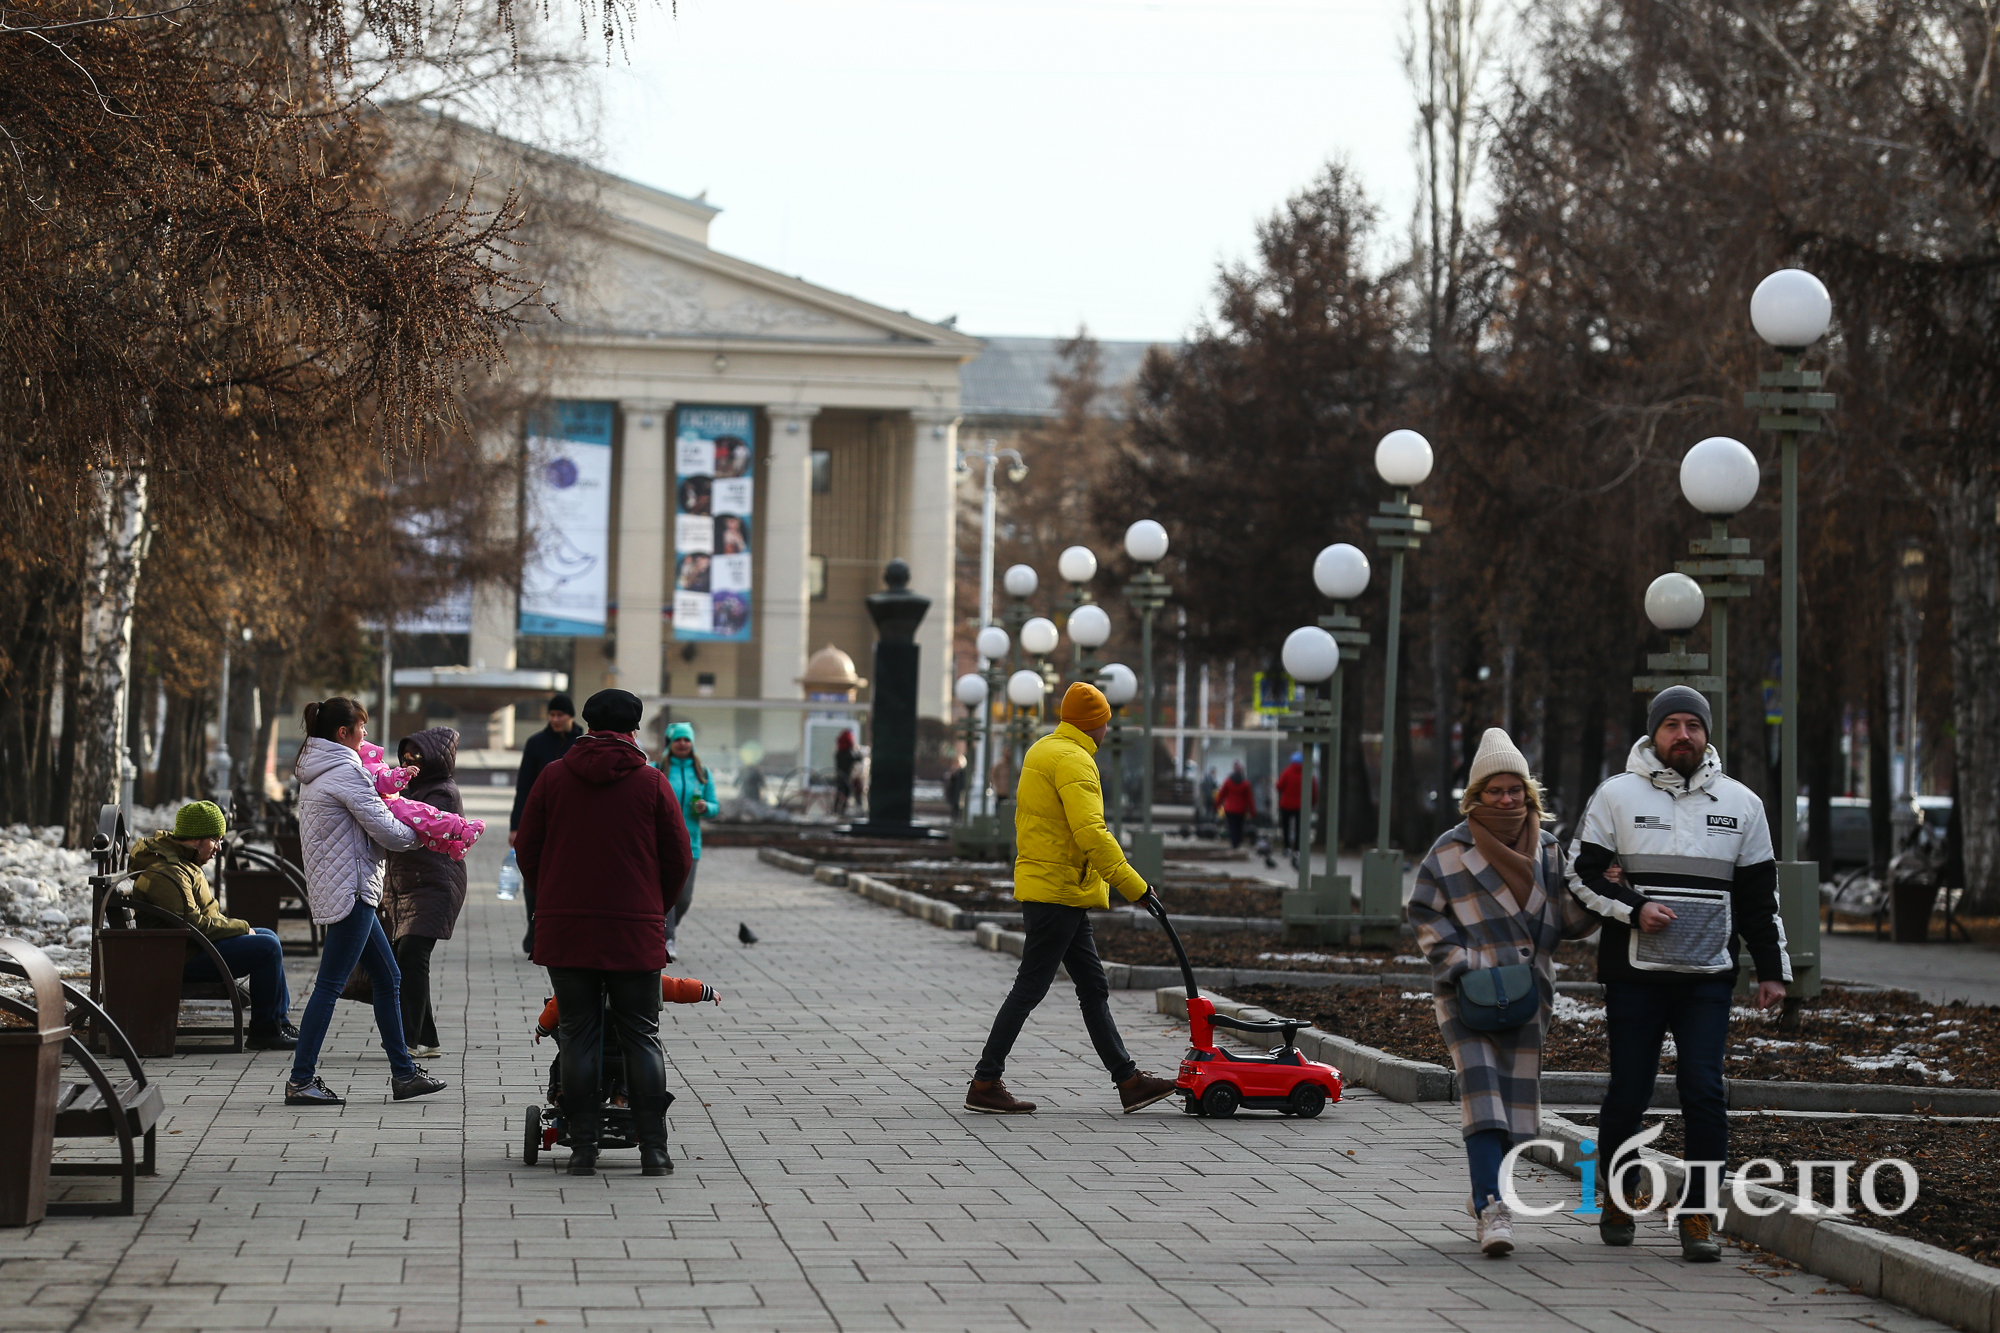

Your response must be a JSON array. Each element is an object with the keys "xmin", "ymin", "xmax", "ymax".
[
  {"xmin": 810, "ymin": 449, "xmax": 831, "ymax": 494},
  {"xmin": 809, "ymin": 555, "xmax": 828, "ymax": 600}
]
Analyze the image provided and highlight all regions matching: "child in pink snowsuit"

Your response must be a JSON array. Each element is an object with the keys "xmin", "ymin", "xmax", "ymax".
[{"xmin": 358, "ymin": 742, "xmax": 487, "ymax": 860}]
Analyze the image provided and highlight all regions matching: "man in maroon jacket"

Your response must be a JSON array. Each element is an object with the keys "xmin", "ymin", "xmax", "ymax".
[{"xmin": 516, "ymin": 689, "xmax": 692, "ymax": 1177}]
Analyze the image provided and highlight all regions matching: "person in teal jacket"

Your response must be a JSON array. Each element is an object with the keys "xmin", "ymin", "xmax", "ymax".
[{"xmin": 657, "ymin": 721, "xmax": 717, "ymax": 962}]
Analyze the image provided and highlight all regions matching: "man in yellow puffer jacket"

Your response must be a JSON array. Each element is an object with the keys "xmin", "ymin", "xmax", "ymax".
[{"xmin": 965, "ymin": 682, "xmax": 1180, "ymax": 1116}]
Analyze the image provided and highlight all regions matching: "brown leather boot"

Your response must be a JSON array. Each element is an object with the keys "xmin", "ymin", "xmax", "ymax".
[
  {"xmin": 964, "ymin": 1079, "xmax": 1036, "ymax": 1114},
  {"xmin": 1118, "ymin": 1071, "xmax": 1178, "ymax": 1113}
]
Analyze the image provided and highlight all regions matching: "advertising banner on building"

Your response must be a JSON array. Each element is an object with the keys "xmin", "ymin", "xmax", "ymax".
[
  {"xmin": 520, "ymin": 400, "xmax": 615, "ymax": 637},
  {"xmin": 673, "ymin": 405, "xmax": 755, "ymax": 642}
]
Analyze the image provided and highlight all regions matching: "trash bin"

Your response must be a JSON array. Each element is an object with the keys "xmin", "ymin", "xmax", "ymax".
[
  {"xmin": 0, "ymin": 938, "xmax": 72, "ymax": 1226},
  {"xmin": 1890, "ymin": 880, "xmax": 1939, "ymax": 943}
]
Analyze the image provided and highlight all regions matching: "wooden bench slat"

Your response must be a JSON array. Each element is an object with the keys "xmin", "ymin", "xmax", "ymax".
[{"xmin": 53, "ymin": 1079, "xmax": 164, "ymax": 1136}]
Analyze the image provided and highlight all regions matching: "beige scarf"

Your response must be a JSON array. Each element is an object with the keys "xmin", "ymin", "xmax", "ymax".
[{"xmin": 1467, "ymin": 803, "xmax": 1540, "ymax": 911}]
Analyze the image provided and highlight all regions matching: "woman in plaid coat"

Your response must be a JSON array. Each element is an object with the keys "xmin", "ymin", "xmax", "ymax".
[{"xmin": 1409, "ymin": 728, "xmax": 1598, "ymax": 1255}]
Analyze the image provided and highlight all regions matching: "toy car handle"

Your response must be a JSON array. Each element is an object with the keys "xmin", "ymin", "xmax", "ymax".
[
  {"xmin": 1137, "ymin": 890, "xmax": 1200, "ymax": 1001},
  {"xmin": 1209, "ymin": 1012, "xmax": 1304, "ymax": 1048}
]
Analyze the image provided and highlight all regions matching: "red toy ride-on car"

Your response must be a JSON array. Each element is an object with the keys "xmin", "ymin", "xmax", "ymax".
[{"xmin": 1139, "ymin": 893, "xmax": 1343, "ymax": 1118}]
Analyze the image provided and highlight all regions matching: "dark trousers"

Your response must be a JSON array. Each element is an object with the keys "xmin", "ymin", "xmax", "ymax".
[
  {"xmin": 546, "ymin": 967, "xmax": 666, "ymax": 1132},
  {"xmin": 667, "ymin": 862, "xmax": 698, "ymax": 942},
  {"xmin": 1279, "ymin": 808, "xmax": 1300, "ymax": 853},
  {"xmin": 1598, "ymin": 976, "xmax": 1734, "ymax": 1208},
  {"xmin": 184, "ymin": 927, "xmax": 289, "ymax": 1031},
  {"xmin": 393, "ymin": 935, "xmax": 439, "ymax": 1049},
  {"xmin": 1224, "ymin": 812, "xmax": 1247, "ymax": 848},
  {"xmin": 975, "ymin": 902, "xmax": 1136, "ymax": 1085}
]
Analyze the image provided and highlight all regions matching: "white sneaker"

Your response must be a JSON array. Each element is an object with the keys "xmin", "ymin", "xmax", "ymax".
[
  {"xmin": 1477, "ymin": 1199, "xmax": 1515, "ymax": 1256},
  {"xmin": 416, "ymin": 1045, "xmax": 444, "ymax": 1059},
  {"xmin": 665, "ymin": 940, "xmax": 677, "ymax": 964}
]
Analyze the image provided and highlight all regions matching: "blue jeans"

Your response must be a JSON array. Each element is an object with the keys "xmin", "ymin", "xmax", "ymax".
[
  {"xmin": 1599, "ymin": 976, "xmax": 1734, "ymax": 1208},
  {"xmin": 1466, "ymin": 1127, "xmax": 1511, "ymax": 1212},
  {"xmin": 184, "ymin": 928, "xmax": 290, "ymax": 1031},
  {"xmin": 290, "ymin": 901, "xmax": 415, "ymax": 1085}
]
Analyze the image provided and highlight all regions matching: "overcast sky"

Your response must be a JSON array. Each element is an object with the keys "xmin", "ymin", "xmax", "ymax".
[{"xmin": 595, "ymin": 0, "xmax": 1415, "ymax": 343}]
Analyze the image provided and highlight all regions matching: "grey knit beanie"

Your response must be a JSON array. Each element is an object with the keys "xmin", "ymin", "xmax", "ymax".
[{"xmin": 1647, "ymin": 686, "xmax": 1713, "ymax": 739}]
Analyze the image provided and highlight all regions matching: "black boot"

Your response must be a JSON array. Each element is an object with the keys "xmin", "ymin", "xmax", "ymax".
[
  {"xmin": 561, "ymin": 1096, "xmax": 600, "ymax": 1175},
  {"xmin": 633, "ymin": 1095, "xmax": 673, "ymax": 1176}
]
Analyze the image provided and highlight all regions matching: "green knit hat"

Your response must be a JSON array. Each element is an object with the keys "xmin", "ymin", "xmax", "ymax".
[
  {"xmin": 172, "ymin": 801, "xmax": 227, "ymax": 840},
  {"xmin": 666, "ymin": 722, "xmax": 695, "ymax": 743}
]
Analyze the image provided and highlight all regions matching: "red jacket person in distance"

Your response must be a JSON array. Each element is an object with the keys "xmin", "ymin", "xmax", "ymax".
[{"xmin": 516, "ymin": 689, "xmax": 692, "ymax": 1177}]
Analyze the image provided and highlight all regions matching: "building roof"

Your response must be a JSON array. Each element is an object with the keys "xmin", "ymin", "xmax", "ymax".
[{"xmin": 959, "ymin": 336, "xmax": 1165, "ymax": 420}]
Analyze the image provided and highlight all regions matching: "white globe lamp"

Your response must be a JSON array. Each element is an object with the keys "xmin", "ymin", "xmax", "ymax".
[
  {"xmin": 1002, "ymin": 564, "xmax": 1038, "ymax": 598},
  {"xmin": 1124, "ymin": 519, "xmax": 1169, "ymax": 565},
  {"xmin": 1057, "ymin": 545, "xmax": 1098, "ymax": 584},
  {"xmin": 1020, "ymin": 617, "xmax": 1060, "ymax": 657},
  {"xmin": 1680, "ymin": 437, "xmax": 1761, "ymax": 516},
  {"xmin": 1067, "ymin": 603, "xmax": 1111, "ymax": 649},
  {"xmin": 1006, "ymin": 669, "xmax": 1045, "ymax": 708},
  {"xmin": 1097, "ymin": 663, "xmax": 1138, "ymax": 706},
  {"xmin": 975, "ymin": 625, "xmax": 1010, "ymax": 662},
  {"xmin": 954, "ymin": 673, "xmax": 988, "ymax": 707},
  {"xmin": 1645, "ymin": 573, "xmax": 1707, "ymax": 633},
  {"xmin": 1375, "ymin": 429, "xmax": 1434, "ymax": 488},
  {"xmin": 1750, "ymin": 269, "xmax": 1832, "ymax": 350},
  {"xmin": 1313, "ymin": 543, "xmax": 1371, "ymax": 601},
  {"xmin": 1282, "ymin": 627, "xmax": 1340, "ymax": 684}
]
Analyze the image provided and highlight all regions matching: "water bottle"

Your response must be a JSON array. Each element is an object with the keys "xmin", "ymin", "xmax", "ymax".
[{"xmin": 497, "ymin": 849, "xmax": 521, "ymax": 901}]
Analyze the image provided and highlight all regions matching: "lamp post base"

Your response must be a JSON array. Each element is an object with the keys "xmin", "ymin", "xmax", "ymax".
[
  {"xmin": 1777, "ymin": 859, "xmax": 1822, "ymax": 1002},
  {"xmin": 1127, "ymin": 830, "xmax": 1165, "ymax": 885},
  {"xmin": 1359, "ymin": 849, "xmax": 1407, "ymax": 948},
  {"xmin": 1281, "ymin": 872, "xmax": 1351, "ymax": 945},
  {"xmin": 951, "ymin": 814, "xmax": 1013, "ymax": 863}
]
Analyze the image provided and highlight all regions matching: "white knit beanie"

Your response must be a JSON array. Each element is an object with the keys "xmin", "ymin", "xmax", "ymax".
[{"xmin": 1466, "ymin": 728, "xmax": 1531, "ymax": 791}]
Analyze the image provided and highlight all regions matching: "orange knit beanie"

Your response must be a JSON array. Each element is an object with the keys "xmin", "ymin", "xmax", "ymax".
[{"xmin": 1059, "ymin": 682, "xmax": 1112, "ymax": 731}]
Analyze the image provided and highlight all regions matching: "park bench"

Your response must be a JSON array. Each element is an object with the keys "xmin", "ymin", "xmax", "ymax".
[
  {"xmin": 87, "ymin": 806, "xmax": 247, "ymax": 1058},
  {"xmin": 0, "ymin": 937, "xmax": 164, "ymax": 1220},
  {"xmin": 217, "ymin": 839, "xmax": 321, "ymax": 954}
]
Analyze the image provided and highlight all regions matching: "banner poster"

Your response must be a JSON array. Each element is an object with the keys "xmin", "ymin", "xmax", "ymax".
[
  {"xmin": 673, "ymin": 405, "xmax": 755, "ymax": 642},
  {"xmin": 519, "ymin": 400, "xmax": 616, "ymax": 636}
]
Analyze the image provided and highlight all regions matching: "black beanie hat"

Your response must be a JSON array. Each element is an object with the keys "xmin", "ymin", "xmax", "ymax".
[
  {"xmin": 549, "ymin": 693, "xmax": 575, "ymax": 716},
  {"xmin": 1647, "ymin": 685, "xmax": 1713, "ymax": 739},
  {"xmin": 581, "ymin": 688, "xmax": 643, "ymax": 733}
]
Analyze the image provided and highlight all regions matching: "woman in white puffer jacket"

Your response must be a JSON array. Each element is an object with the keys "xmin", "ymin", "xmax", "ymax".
[{"xmin": 283, "ymin": 697, "xmax": 448, "ymax": 1107}]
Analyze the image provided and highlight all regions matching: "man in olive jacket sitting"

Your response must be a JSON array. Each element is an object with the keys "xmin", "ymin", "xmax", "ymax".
[
  {"xmin": 130, "ymin": 801, "xmax": 296, "ymax": 1050},
  {"xmin": 966, "ymin": 682, "xmax": 1179, "ymax": 1116}
]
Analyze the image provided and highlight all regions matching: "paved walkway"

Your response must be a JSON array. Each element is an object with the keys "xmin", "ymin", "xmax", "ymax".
[{"xmin": 10, "ymin": 844, "xmax": 1953, "ymax": 1332}]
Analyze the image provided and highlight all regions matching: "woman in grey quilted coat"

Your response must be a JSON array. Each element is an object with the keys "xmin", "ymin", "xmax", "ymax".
[
  {"xmin": 1408, "ymin": 728, "xmax": 1598, "ymax": 1257},
  {"xmin": 284, "ymin": 697, "xmax": 448, "ymax": 1107}
]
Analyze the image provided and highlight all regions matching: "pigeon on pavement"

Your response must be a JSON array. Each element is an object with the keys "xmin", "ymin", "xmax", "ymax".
[{"xmin": 738, "ymin": 922, "xmax": 758, "ymax": 945}]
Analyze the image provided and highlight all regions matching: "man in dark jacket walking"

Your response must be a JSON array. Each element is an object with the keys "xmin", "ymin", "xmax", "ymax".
[
  {"xmin": 511, "ymin": 693, "xmax": 582, "ymax": 954},
  {"xmin": 516, "ymin": 689, "xmax": 692, "ymax": 1177}
]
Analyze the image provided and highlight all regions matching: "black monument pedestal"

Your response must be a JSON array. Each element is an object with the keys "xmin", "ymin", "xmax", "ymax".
[{"xmin": 841, "ymin": 559, "xmax": 946, "ymax": 841}]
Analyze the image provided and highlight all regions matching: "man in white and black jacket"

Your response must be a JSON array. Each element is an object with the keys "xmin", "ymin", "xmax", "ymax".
[{"xmin": 1567, "ymin": 686, "xmax": 1791, "ymax": 1263}]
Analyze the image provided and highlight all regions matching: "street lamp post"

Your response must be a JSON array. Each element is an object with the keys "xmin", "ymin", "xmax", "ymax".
[
  {"xmin": 1279, "ymin": 626, "xmax": 1340, "ymax": 906},
  {"xmin": 1632, "ymin": 573, "xmax": 1721, "ymax": 699},
  {"xmin": 960, "ymin": 442, "xmax": 1026, "ymax": 835},
  {"xmin": 1676, "ymin": 437, "xmax": 1764, "ymax": 757},
  {"xmin": 1057, "ymin": 545, "xmax": 1099, "ymax": 681},
  {"xmin": 952, "ymin": 672, "xmax": 988, "ymax": 825},
  {"xmin": 1302, "ymin": 543, "xmax": 1372, "ymax": 939},
  {"xmin": 952, "ymin": 624, "xmax": 1015, "ymax": 862},
  {"xmin": 1747, "ymin": 267, "xmax": 1836, "ymax": 1004},
  {"xmin": 1362, "ymin": 432, "xmax": 1435, "ymax": 943},
  {"xmin": 1005, "ymin": 668, "xmax": 1046, "ymax": 787},
  {"xmin": 1067, "ymin": 603, "xmax": 1111, "ymax": 692},
  {"xmin": 1098, "ymin": 662, "xmax": 1138, "ymax": 841},
  {"xmin": 1121, "ymin": 520, "xmax": 1171, "ymax": 884}
]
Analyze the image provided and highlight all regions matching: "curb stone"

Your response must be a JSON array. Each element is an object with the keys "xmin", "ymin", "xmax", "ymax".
[{"xmin": 1528, "ymin": 1111, "xmax": 2000, "ymax": 1333}]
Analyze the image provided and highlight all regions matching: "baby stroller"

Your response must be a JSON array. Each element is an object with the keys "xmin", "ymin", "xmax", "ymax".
[{"xmin": 520, "ymin": 996, "xmax": 674, "ymax": 1166}]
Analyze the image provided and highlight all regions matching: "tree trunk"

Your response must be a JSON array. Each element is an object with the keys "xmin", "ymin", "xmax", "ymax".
[
  {"xmin": 67, "ymin": 469, "xmax": 149, "ymax": 843},
  {"xmin": 1939, "ymin": 461, "xmax": 1999, "ymax": 912}
]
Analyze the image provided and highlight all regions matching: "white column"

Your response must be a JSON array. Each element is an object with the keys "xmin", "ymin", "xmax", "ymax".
[
  {"xmin": 470, "ymin": 424, "xmax": 521, "ymax": 747},
  {"xmin": 615, "ymin": 401, "xmax": 672, "ymax": 703},
  {"xmin": 905, "ymin": 409, "xmax": 960, "ymax": 716},
  {"xmin": 761, "ymin": 405, "xmax": 820, "ymax": 699}
]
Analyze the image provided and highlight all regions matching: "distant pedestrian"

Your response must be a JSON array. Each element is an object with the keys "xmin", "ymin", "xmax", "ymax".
[
  {"xmin": 832, "ymin": 729, "xmax": 857, "ymax": 816},
  {"xmin": 1196, "ymin": 766, "xmax": 1218, "ymax": 834},
  {"xmin": 1567, "ymin": 687, "xmax": 1790, "ymax": 1262},
  {"xmin": 1409, "ymin": 729, "xmax": 1598, "ymax": 1257},
  {"xmin": 286, "ymin": 697, "xmax": 447, "ymax": 1108},
  {"xmin": 516, "ymin": 689, "xmax": 693, "ymax": 1176},
  {"xmin": 965, "ymin": 682, "xmax": 1178, "ymax": 1117},
  {"xmin": 944, "ymin": 753, "xmax": 969, "ymax": 818},
  {"xmin": 1215, "ymin": 762, "xmax": 1255, "ymax": 849},
  {"xmin": 130, "ymin": 800, "xmax": 295, "ymax": 1050},
  {"xmin": 655, "ymin": 721, "xmax": 716, "ymax": 964},
  {"xmin": 511, "ymin": 693, "xmax": 583, "ymax": 955},
  {"xmin": 1275, "ymin": 751, "xmax": 1317, "ymax": 858},
  {"xmin": 384, "ymin": 727, "xmax": 469, "ymax": 1061}
]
